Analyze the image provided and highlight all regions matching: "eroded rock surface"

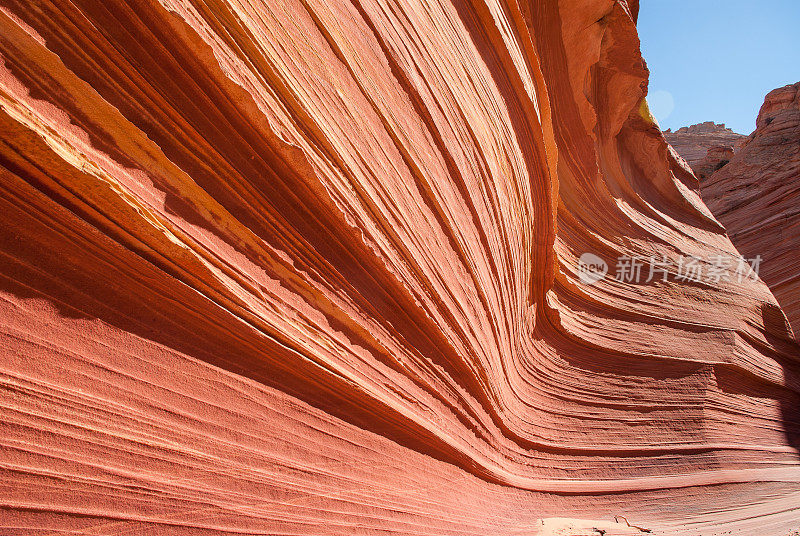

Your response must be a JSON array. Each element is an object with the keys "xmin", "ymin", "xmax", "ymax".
[
  {"xmin": 703, "ymin": 82, "xmax": 800, "ymax": 340},
  {"xmin": 692, "ymin": 144, "xmax": 737, "ymax": 180},
  {"xmin": 664, "ymin": 121, "xmax": 746, "ymax": 175},
  {"xmin": 0, "ymin": 1, "xmax": 798, "ymax": 534}
]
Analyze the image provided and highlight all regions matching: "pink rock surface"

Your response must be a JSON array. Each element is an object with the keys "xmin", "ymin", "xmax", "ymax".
[
  {"xmin": 664, "ymin": 122, "xmax": 746, "ymax": 172},
  {"xmin": 693, "ymin": 144, "xmax": 736, "ymax": 180},
  {"xmin": 0, "ymin": 1, "xmax": 798, "ymax": 535},
  {"xmin": 703, "ymin": 82, "xmax": 800, "ymax": 340}
]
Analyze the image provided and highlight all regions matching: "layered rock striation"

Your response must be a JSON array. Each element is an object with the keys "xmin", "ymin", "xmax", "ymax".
[
  {"xmin": 0, "ymin": 1, "xmax": 798, "ymax": 535},
  {"xmin": 702, "ymin": 82, "xmax": 800, "ymax": 340},
  {"xmin": 664, "ymin": 121, "xmax": 746, "ymax": 176}
]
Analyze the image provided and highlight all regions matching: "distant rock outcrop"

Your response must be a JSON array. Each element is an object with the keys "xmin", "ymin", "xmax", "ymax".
[
  {"xmin": 702, "ymin": 82, "xmax": 800, "ymax": 338},
  {"xmin": 693, "ymin": 144, "xmax": 737, "ymax": 180},
  {"xmin": 664, "ymin": 121, "xmax": 746, "ymax": 175}
]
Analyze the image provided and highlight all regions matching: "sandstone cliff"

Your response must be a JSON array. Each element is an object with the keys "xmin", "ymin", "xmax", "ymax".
[
  {"xmin": 0, "ymin": 1, "xmax": 798, "ymax": 535},
  {"xmin": 664, "ymin": 121, "xmax": 746, "ymax": 177},
  {"xmin": 702, "ymin": 82, "xmax": 800, "ymax": 341}
]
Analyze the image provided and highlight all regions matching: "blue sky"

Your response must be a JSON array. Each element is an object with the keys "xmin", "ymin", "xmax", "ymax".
[{"xmin": 638, "ymin": 1, "xmax": 799, "ymax": 134}]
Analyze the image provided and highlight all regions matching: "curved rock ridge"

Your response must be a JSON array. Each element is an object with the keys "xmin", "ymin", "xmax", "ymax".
[
  {"xmin": 0, "ymin": 0, "xmax": 798, "ymax": 534},
  {"xmin": 703, "ymin": 82, "xmax": 800, "ymax": 341}
]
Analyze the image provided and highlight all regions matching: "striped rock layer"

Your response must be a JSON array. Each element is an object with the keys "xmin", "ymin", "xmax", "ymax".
[
  {"xmin": 702, "ymin": 82, "xmax": 800, "ymax": 342},
  {"xmin": 664, "ymin": 122, "xmax": 746, "ymax": 172},
  {"xmin": 0, "ymin": 0, "xmax": 798, "ymax": 534}
]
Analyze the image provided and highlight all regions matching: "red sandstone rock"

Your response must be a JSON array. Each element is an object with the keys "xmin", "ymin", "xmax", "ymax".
[
  {"xmin": 664, "ymin": 121, "xmax": 746, "ymax": 172},
  {"xmin": 693, "ymin": 144, "xmax": 736, "ymax": 180},
  {"xmin": 702, "ymin": 82, "xmax": 800, "ymax": 340},
  {"xmin": 0, "ymin": 1, "xmax": 798, "ymax": 535}
]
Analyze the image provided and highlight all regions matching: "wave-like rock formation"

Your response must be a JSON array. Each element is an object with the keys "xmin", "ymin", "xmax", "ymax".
[
  {"xmin": 0, "ymin": 0, "xmax": 798, "ymax": 534},
  {"xmin": 702, "ymin": 82, "xmax": 800, "ymax": 342},
  {"xmin": 664, "ymin": 122, "xmax": 746, "ymax": 176}
]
